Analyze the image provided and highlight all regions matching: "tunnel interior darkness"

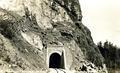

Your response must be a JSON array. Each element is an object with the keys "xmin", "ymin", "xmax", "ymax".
[{"xmin": 49, "ymin": 52, "xmax": 64, "ymax": 69}]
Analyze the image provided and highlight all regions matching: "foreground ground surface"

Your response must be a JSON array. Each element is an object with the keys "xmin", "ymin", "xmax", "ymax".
[{"xmin": 0, "ymin": 68, "xmax": 96, "ymax": 73}]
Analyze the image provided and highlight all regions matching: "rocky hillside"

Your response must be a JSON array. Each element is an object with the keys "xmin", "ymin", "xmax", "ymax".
[{"xmin": 0, "ymin": 0, "xmax": 107, "ymax": 73}]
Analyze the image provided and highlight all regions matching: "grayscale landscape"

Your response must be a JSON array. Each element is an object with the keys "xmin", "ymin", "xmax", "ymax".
[{"xmin": 0, "ymin": 0, "xmax": 118, "ymax": 73}]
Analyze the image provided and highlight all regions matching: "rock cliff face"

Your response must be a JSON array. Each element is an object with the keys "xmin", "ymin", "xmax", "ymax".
[{"xmin": 0, "ymin": 0, "xmax": 107, "ymax": 73}]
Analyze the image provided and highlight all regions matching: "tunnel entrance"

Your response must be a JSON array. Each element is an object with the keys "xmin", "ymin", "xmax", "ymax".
[{"xmin": 49, "ymin": 53, "xmax": 64, "ymax": 69}]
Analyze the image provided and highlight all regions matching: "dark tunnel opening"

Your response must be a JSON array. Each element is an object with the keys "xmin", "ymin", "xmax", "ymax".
[{"xmin": 49, "ymin": 52, "xmax": 65, "ymax": 69}]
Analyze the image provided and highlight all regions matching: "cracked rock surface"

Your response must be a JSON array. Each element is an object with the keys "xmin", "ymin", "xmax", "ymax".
[{"xmin": 0, "ymin": 0, "xmax": 107, "ymax": 73}]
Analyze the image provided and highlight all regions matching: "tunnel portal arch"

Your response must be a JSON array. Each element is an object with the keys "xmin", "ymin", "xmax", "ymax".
[{"xmin": 47, "ymin": 46, "xmax": 68, "ymax": 69}]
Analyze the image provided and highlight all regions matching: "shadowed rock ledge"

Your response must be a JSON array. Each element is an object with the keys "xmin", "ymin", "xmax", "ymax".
[{"xmin": 0, "ymin": 0, "xmax": 107, "ymax": 73}]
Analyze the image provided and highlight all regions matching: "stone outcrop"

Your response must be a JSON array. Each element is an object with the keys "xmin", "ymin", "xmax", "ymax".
[{"xmin": 0, "ymin": 0, "xmax": 107, "ymax": 73}]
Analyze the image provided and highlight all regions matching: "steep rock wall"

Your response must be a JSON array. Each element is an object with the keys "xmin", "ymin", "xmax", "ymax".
[{"xmin": 0, "ymin": 0, "xmax": 105, "ymax": 72}]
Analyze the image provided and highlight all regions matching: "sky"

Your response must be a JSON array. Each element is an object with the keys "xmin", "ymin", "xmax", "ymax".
[{"xmin": 79, "ymin": 0, "xmax": 120, "ymax": 47}]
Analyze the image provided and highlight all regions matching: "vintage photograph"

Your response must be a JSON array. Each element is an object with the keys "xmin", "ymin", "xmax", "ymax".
[{"xmin": 0, "ymin": 0, "xmax": 119, "ymax": 73}]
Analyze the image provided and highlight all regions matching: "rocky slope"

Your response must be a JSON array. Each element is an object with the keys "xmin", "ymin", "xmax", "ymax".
[{"xmin": 0, "ymin": 0, "xmax": 107, "ymax": 73}]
